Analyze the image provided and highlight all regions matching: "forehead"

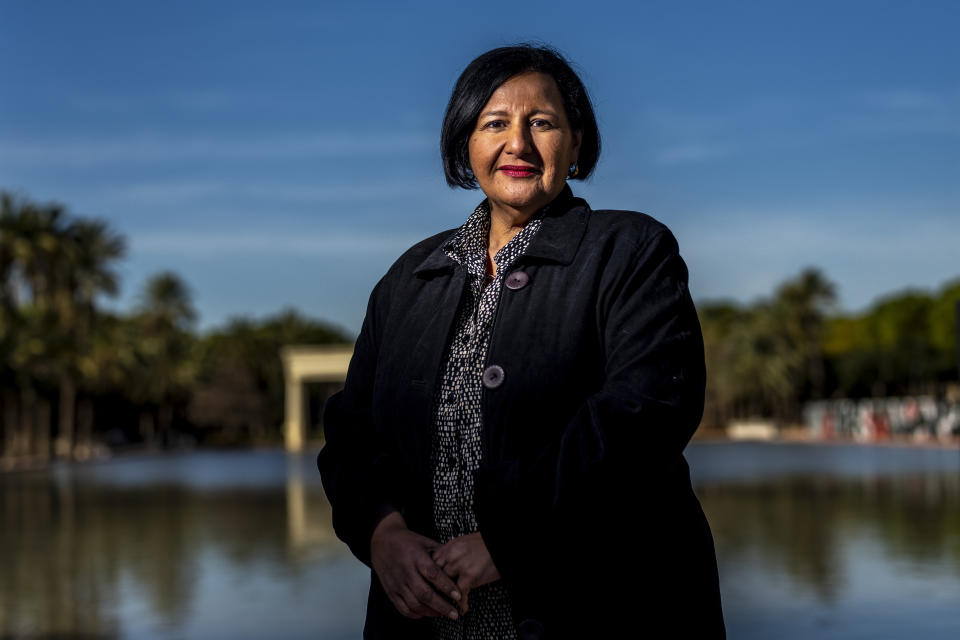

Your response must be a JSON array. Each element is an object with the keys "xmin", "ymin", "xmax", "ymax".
[{"xmin": 483, "ymin": 72, "xmax": 564, "ymax": 109}]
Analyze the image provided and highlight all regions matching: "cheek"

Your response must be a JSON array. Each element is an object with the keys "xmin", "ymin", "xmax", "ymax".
[
  {"xmin": 542, "ymin": 137, "xmax": 572, "ymax": 168},
  {"xmin": 546, "ymin": 144, "xmax": 572, "ymax": 174},
  {"xmin": 468, "ymin": 137, "xmax": 496, "ymax": 168}
]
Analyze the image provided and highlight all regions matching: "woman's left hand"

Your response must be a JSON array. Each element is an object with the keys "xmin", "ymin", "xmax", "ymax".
[{"xmin": 431, "ymin": 532, "xmax": 501, "ymax": 614}]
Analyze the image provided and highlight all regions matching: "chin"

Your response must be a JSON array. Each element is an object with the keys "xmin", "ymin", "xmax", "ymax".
[{"xmin": 504, "ymin": 188, "xmax": 548, "ymax": 209}]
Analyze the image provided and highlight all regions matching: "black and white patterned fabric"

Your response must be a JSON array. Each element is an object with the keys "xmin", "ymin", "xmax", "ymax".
[{"xmin": 429, "ymin": 199, "xmax": 543, "ymax": 640}]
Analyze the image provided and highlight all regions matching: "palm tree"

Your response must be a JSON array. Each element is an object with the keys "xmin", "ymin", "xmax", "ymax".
[
  {"xmin": 130, "ymin": 271, "xmax": 197, "ymax": 447},
  {"xmin": 773, "ymin": 267, "xmax": 836, "ymax": 407},
  {"xmin": 53, "ymin": 218, "xmax": 126, "ymax": 457},
  {"xmin": 0, "ymin": 192, "xmax": 126, "ymax": 461},
  {"xmin": 2, "ymin": 196, "xmax": 69, "ymax": 461},
  {"xmin": 0, "ymin": 194, "xmax": 23, "ymax": 461}
]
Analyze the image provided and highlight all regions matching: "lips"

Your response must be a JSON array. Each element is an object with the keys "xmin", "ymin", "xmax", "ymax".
[{"xmin": 499, "ymin": 165, "xmax": 539, "ymax": 178}]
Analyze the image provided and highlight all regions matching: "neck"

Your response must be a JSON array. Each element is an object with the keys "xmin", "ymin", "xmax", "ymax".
[{"xmin": 487, "ymin": 203, "xmax": 533, "ymax": 256}]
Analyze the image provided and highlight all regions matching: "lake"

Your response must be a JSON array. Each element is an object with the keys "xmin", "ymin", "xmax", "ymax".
[{"xmin": 2, "ymin": 443, "xmax": 959, "ymax": 639}]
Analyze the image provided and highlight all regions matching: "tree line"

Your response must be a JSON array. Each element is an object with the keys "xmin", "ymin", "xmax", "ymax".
[
  {"xmin": 3, "ymin": 191, "xmax": 958, "ymax": 462},
  {"xmin": 1, "ymin": 191, "xmax": 348, "ymax": 467},
  {"xmin": 699, "ymin": 268, "xmax": 960, "ymax": 428}
]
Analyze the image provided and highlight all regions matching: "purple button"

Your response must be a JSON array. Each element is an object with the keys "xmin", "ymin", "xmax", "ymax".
[
  {"xmin": 482, "ymin": 365, "xmax": 505, "ymax": 389},
  {"xmin": 505, "ymin": 271, "xmax": 530, "ymax": 290}
]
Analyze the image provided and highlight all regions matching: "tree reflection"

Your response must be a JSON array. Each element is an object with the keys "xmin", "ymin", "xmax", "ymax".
[
  {"xmin": 3, "ymin": 448, "xmax": 958, "ymax": 636},
  {"xmin": 698, "ymin": 471, "xmax": 960, "ymax": 603},
  {"xmin": 0, "ymin": 462, "xmax": 336, "ymax": 637}
]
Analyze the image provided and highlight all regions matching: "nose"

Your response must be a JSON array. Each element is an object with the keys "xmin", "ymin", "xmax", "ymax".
[{"xmin": 505, "ymin": 121, "xmax": 533, "ymax": 155}]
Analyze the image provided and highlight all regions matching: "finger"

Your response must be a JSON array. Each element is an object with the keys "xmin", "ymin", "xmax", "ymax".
[
  {"xmin": 399, "ymin": 585, "xmax": 437, "ymax": 618},
  {"xmin": 438, "ymin": 539, "xmax": 465, "ymax": 563},
  {"xmin": 401, "ymin": 584, "xmax": 453, "ymax": 619},
  {"xmin": 443, "ymin": 553, "xmax": 469, "ymax": 580},
  {"xmin": 390, "ymin": 592, "xmax": 421, "ymax": 619},
  {"xmin": 456, "ymin": 575, "xmax": 473, "ymax": 598},
  {"xmin": 417, "ymin": 556, "xmax": 462, "ymax": 602},
  {"xmin": 410, "ymin": 580, "xmax": 460, "ymax": 620},
  {"xmin": 452, "ymin": 579, "xmax": 470, "ymax": 615},
  {"xmin": 426, "ymin": 541, "xmax": 446, "ymax": 565}
]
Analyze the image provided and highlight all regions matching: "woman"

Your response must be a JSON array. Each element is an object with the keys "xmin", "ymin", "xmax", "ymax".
[{"xmin": 318, "ymin": 45, "xmax": 725, "ymax": 639}]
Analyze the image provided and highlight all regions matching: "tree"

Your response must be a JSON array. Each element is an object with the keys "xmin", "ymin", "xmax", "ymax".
[
  {"xmin": 188, "ymin": 308, "xmax": 350, "ymax": 443},
  {"xmin": 52, "ymin": 218, "xmax": 126, "ymax": 456},
  {"xmin": 772, "ymin": 267, "xmax": 836, "ymax": 406},
  {"xmin": 129, "ymin": 272, "xmax": 197, "ymax": 447},
  {"xmin": 2, "ymin": 195, "xmax": 68, "ymax": 460},
  {"xmin": 699, "ymin": 268, "xmax": 838, "ymax": 427}
]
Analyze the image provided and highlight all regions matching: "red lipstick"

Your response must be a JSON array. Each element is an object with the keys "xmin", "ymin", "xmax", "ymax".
[{"xmin": 499, "ymin": 165, "xmax": 539, "ymax": 177}]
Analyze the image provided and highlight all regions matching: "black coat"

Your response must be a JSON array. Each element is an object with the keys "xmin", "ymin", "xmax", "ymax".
[{"xmin": 318, "ymin": 187, "xmax": 725, "ymax": 639}]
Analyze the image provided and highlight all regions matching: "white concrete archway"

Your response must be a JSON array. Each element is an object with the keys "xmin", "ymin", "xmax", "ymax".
[{"xmin": 279, "ymin": 344, "xmax": 354, "ymax": 452}]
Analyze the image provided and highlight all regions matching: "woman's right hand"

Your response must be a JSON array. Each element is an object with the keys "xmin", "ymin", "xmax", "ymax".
[{"xmin": 370, "ymin": 510, "xmax": 463, "ymax": 620}]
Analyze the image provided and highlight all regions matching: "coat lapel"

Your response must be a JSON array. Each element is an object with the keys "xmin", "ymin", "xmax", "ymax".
[{"xmin": 517, "ymin": 185, "xmax": 590, "ymax": 266}]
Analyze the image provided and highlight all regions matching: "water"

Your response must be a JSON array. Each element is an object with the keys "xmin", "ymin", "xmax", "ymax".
[{"xmin": 2, "ymin": 443, "xmax": 958, "ymax": 638}]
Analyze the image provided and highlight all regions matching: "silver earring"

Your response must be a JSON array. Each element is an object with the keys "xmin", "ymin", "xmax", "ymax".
[{"xmin": 567, "ymin": 162, "xmax": 579, "ymax": 179}]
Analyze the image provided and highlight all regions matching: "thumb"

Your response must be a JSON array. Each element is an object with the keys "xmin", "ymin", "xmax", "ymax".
[{"xmin": 458, "ymin": 585, "xmax": 470, "ymax": 614}]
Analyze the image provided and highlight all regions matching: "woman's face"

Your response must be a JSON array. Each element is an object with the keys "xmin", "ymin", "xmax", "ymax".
[{"xmin": 468, "ymin": 72, "xmax": 581, "ymax": 219}]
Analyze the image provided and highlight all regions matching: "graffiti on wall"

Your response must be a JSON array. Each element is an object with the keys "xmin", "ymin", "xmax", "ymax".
[{"xmin": 804, "ymin": 396, "xmax": 960, "ymax": 442}]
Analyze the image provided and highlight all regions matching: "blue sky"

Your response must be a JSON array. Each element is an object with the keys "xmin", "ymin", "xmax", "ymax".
[{"xmin": 2, "ymin": 0, "xmax": 957, "ymax": 335}]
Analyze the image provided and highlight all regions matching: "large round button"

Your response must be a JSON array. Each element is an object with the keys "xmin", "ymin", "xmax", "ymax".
[
  {"xmin": 505, "ymin": 271, "xmax": 530, "ymax": 290},
  {"xmin": 482, "ymin": 365, "xmax": 505, "ymax": 389}
]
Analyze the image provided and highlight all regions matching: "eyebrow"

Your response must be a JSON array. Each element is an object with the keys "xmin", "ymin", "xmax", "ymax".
[{"xmin": 479, "ymin": 109, "xmax": 560, "ymax": 119}]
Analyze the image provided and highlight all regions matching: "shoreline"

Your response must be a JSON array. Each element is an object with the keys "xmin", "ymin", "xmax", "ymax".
[
  {"xmin": 0, "ymin": 440, "xmax": 322, "ymax": 474},
  {"xmin": 692, "ymin": 434, "xmax": 960, "ymax": 450},
  {"xmin": 4, "ymin": 435, "xmax": 957, "ymax": 474}
]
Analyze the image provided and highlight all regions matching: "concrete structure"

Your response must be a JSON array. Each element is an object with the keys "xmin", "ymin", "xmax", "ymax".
[
  {"xmin": 280, "ymin": 344, "xmax": 354, "ymax": 452},
  {"xmin": 726, "ymin": 419, "xmax": 778, "ymax": 441}
]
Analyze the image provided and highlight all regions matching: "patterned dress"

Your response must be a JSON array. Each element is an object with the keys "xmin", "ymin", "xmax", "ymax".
[{"xmin": 429, "ymin": 200, "xmax": 543, "ymax": 640}]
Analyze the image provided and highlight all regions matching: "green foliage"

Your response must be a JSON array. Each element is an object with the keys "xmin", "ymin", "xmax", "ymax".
[
  {"xmin": 700, "ymin": 268, "xmax": 960, "ymax": 426},
  {"xmin": 823, "ymin": 279, "xmax": 960, "ymax": 397},
  {"xmin": 189, "ymin": 308, "xmax": 349, "ymax": 440},
  {"xmin": 1, "ymin": 189, "xmax": 349, "ymax": 458},
  {"xmin": 5, "ymin": 188, "xmax": 957, "ymax": 451},
  {"xmin": 700, "ymin": 267, "xmax": 836, "ymax": 425}
]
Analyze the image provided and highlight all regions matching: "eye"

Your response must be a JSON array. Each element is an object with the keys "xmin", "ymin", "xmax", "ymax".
[
  {"xmin": 530, "ymin": 118, "xmax": 554, "ymax": 129},
  {"xmin": 481, "ymin": 119, "xmax": 506, "ymax": 130}
]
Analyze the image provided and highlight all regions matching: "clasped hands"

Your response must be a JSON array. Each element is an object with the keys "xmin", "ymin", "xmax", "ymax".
[{"xmin": 370, "ymin": 510, "xmax": 501, "ymax": 620}]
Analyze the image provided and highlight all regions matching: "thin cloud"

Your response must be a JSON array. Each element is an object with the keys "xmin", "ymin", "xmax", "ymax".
[
  {"xmin": 99, "ymin": 180, "xmax": 432, "ymax": 206},
  {"xmin": 69, "ymin": 88, "xmax": 287, "ymax": 114},
  {"xmin": 130, "ymin": 230, "xmax": 424, "ymax": 256},
  {"xmin": 847, "ymin": 88, "xmax": 960, "ymax": 137},
  {"xmin": 861, "ymin": 89, "xmax": 955, "ymax": 112},
  {"xmin": 680, "ymin": 208, "xmax": 960, "ymax": 310},
  {"xmin": 644, "ymin": 88, "xmax": 960, "ymax": 166},
  {"xmin": 0, "ymin": 131, "xmax": 434, "ymax": 168}
]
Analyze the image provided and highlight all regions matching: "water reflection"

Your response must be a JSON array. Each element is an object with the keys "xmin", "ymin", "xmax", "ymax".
[
  {"xmin": 1, "ymin": 451, "xmax": 359, "ymax": 640},
  {"xmin": 688, "ymin": 443, "xmax": 960, "ymax": 639},
  {"xmin": 2, "ymin": 445, "xmax": 959, "ymax": 639}
]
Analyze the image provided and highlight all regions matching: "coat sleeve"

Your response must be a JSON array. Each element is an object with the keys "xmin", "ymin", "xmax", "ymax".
[
  {"xmin": 317, "ymin": 277, "xmax": 405, "ymax": 568},
  {"xmin": 472, "ymin": 227, "xmax": 706, "ymax": 583}
]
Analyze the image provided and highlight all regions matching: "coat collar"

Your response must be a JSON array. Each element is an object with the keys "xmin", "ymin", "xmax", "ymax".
[{"xmin": 413, "ymin": 184, "xmax": 590, "ymax": 276}]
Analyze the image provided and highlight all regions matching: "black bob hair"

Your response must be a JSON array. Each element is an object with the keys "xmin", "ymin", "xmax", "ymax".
[{"xmin": 441, "ymin": 44, "xmax": 601, "ymax": 189}]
